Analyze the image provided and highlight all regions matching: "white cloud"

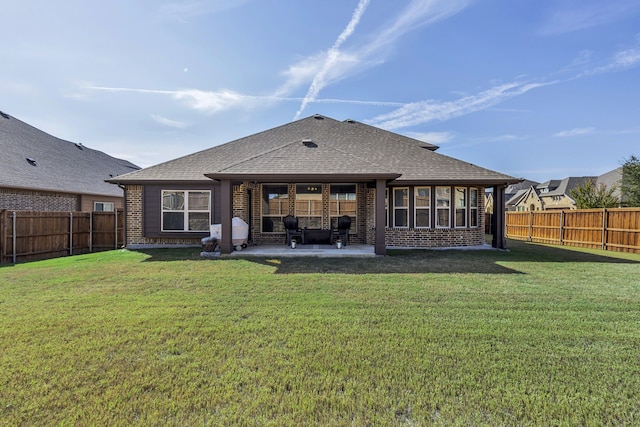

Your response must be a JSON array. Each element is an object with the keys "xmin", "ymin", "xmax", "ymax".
[
  {"xmin": 403, "ymin": 131, "xmax": 453, "ymax": 144},
  {"xmin": 554, "ymin": 127, "xmax": 596, "ymax": 137},
  {"xmin": 366, "ymin": 80, "xmax": 554, "ymax": 130},
  {"xmin": 539, "ymin": 0, "xmax": 640, "ymax": 35},
  {"xmin": 151, "ymin": 114, "xmax": 188, "ymax": 129}
]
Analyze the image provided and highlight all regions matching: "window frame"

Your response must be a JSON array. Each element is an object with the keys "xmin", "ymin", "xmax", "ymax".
[
  {"xmin": 414, "ymin": 186, "xmax": 431, "ymax": 229},
  {"xmin": 470, "ymin": 188, "xmax": 479, "ymax": 228},
  {"xmin": 161, "ymin": 190, "xmax": 211, "ymax": 232},
  {"xmin": 295, "ymin": 183, "xmax": 323, "ymax": 229},
  {"xmin": 435, "ymin": 186, "xmax": 451, "ymax": 228},
  {"xmin": 392, "ymin": 187, "xmax": 409, "ymax": 228},
  {"xmin": 261, "ymin": 184, "xmax": 289, "ymax": 233},
  {"xmin": 329, "ymin": 184, "xmax": 357, "ymax": 233},
  {"xmin": 94, "ymin": 201, "xmax": 114, "ymax": 212},
  {"xmin": 455, "ymin": 187, "xmax": 467, "ymax": 228}
]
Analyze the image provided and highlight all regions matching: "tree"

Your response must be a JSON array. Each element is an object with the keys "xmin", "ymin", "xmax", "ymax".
[
  {"xmin": 621, "ymin": 155, "xmax": 640, "ymax": 207},
  {"xmin": 570, "ymin": 179, "xmax": 620, "ymax": 209}
]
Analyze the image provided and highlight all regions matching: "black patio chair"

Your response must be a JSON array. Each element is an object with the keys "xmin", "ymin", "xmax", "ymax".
[
  {"xmin": 282, "ymin": 215, "xmax": 302, "ymax": 245},
  {"xmin": 332, "ymin": 215, "xmax": 351, "ymax": 246}
]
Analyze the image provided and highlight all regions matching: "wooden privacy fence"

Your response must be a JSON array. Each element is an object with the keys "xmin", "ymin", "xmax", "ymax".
[
  {"xmin": 506, "ymin": 208, "xmax": 640, "ymax": 254},
  {"xmin": 0, "ymin": 210, "xmax": 124, "ymax": 264}
]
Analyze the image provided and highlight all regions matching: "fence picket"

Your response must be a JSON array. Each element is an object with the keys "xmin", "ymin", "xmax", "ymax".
[
  {"xmin": 506, "ymin": 208, "xmax": 640, "ymax": 254},
  {"xmin": 0, "ymin": 209, "xmax": 123, "ymax": 264}
]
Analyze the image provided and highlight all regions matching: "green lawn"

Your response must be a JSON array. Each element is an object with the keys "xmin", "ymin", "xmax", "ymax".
[{"xmin": 1, "ymin": 240, "xmax": 639, "ymax": 426}]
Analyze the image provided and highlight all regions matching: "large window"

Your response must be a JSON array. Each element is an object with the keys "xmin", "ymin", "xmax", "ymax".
[
  {"xmin": 436, "ymin": 187, "xmax": 451, "ymax": 228},
  {"xmin": 296, "ymin": 184, "xmax": 322, "ymax": 229},
  {"xmin": 262, "ymin": 184, "xmax": 288, "ymax": 232},
  {"xmin": 414, "ymin": 187, "xmax": 431, "ymax": 228},
  {"xmin": 393, "ymin": 188, "xmax": 409, "ymax": 227},
  {"xmin": 455, "ymin": 187, "xmax": 467, "ymax": 228},
  {"xmin": 162, "ymin": 190, "xmax": 210, "ymax": 232},
  {"xmin": 470, "ymin": 188, "xmax": 479, "ymax": 227},
  {"xmin": 330, "ymin": 184, "xmax": 356, "ymax": 232}
]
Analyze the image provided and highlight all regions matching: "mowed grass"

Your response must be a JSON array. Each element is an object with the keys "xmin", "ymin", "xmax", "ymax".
[{"xmin": 1, "ymin": 241, "xmax": 639, "ymax": 426}]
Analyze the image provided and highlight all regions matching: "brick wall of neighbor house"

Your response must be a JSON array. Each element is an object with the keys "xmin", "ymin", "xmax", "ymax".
[{"xmin": 0, "ymin": 188, "xmax": 79, "ymax": 211}]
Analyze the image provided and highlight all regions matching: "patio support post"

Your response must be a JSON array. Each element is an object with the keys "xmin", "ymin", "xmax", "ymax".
[
  {"xmin": 375, "ymin": 178, "xmax": 386, "ymax": 255},
  {"xmin": 220, "ymin": 179, "xmax": 233, "ymax": 254},
  {"xmin": 491, "ymin": 185, "xmax": 507, "ymax": 249}
]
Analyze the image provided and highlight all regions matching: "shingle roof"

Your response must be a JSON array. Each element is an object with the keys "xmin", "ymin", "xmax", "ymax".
[
  {"xmin": 542, "ymin": 176, "xmax": 595, "ymax": 197},
  {"xmin": 109, "ymin": 114, "xmax": 519, "ymax": 185},
  {"xmin": 0, "ymin": 111, "xmax": 139, "ymax": 197}
]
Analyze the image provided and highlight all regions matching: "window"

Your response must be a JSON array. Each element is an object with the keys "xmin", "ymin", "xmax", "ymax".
[
  {"xmin": 162, "ymin": 190, "xmax": 210, "ymax": 232},
  {"xmin": 262, "ymin": 184, "xmax": 288, "ymax": 232},
  {"xmin": 455, "ymin": 187, "xmax": 467, "ymax": 228},
  {"xmin": 470, "ymin": 188, "xmax": 479, "ymax": 227},
  {"xmin": 330, "ymin": 184, "xmax": 356, "ymax": 232},
  {"xmin": 393, "ymin": 188, "xmax": 409, "ymax": 227},
  {"xmin": 414, "ymin": 187, "xmax": 431, "ymax": 228},
  {"xmin": 94, "ymin": 201, "xmax": 114, "ymax": 212},
  {"xmin": 436, "ymin": 187, "xmax": 451, "ymax": 228},
  {"xmin": 295, "ymin": 184, "xmax": 322, "ymax": 229}
]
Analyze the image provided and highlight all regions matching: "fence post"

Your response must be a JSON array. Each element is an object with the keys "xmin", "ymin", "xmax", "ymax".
[
  {"xmin": 89, "ymin": 211, "xmax": 93, "ymax": 253},
  {"xmin": 559, "ymin": 210, "xmax": 564, "ymax": 245},
  {"xmin": 114, "ymin": 209, "xmax": 118, "ymax": 249},
  {"xmin": 12, "ymin": 211, "xmax": 17, "ymax": 264},
  {"xmin": 69, "ymin": 212, "xmax": 73, "ymax": 255},
  {"xmin": 528, "ymin": 211, "xmax": 533, "ymax": 241},
  {"xmin": 601, "ymin": 208, "xmax": 607, "ymax": 251}
]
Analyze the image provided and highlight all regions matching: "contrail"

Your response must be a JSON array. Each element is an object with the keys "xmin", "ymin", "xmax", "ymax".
[{"xmin": 293, "ymin": 0, "xmax": 371, "ymax": 120}]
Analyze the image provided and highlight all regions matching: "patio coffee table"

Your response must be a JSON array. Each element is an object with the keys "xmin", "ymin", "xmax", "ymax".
[{"xmin": 302, "ymin": 228, "xmax": 332, "ymax": 244}]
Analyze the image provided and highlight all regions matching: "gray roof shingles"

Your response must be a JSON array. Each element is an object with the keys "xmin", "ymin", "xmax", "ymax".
[
  {"xmin": 0, "ymin": 112, "xmax": 139, "ymax": 197},
  {"xmin": 109, "ymin": 115, "xmax": 519, "ymax": 185}
]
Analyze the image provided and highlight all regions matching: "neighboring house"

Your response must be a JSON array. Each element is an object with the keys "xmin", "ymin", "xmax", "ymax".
[
  {"xmin": 597, "ymin": 167, "xmax": 625, "ymax": 206},
  {"xmin": 107, "ymin": 115, "xmax": 520, "ymax": 255},
  {"xmin": 539, "ymin": 177, "xmax": 595, "ymax": 210},
  {"xmin": 0, "ymin": 111, "xmax": 139, "ymax": 212},
  {"xmin": 509, "ymin": 177, "xmax": 595, "ymax": 211},
  {"xmin": 504, "ymin": 179, "xmax": 540, "ymax": 211},
  {"xmin": 507, "ymin": 186, "xmax": 544, "ymax": 211}
]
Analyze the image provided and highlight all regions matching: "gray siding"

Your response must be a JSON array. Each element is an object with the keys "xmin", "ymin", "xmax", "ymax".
[{"xmin": 143, "ymin": 183, "xmax": 220, "ymax": 238}]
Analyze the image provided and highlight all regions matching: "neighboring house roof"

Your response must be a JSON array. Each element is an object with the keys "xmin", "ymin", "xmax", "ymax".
[
  {"xmin": 542, "ymin": 176, "xmax": 595, "ymax": 198},
  {"xmin": 109, "ymin": 115, "xmax": 519, "ymax": 186},
  {"xmin": 0, "ymin": 111, "xmax": 140, "ymax": 197},
  {"xmin": 506, "ymin": 188, "xmax": 531, "ymax": 207},
  {"xmin": 505, "ymin": 179, "xmax": 539, "ymax": 199}
]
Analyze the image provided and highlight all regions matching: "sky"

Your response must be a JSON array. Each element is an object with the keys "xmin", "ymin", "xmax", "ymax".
[{"xmin": 1, "ymin": 0, "xmax": 639, "ymax": 183}]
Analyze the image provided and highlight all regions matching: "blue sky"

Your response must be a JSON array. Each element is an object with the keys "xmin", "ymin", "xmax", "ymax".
[{"xmin": 1, "ymin": 0, "xmax": 639, "ymax": 183}]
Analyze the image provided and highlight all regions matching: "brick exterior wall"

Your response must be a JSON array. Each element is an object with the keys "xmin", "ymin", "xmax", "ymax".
[
  {"xmin": 123, "ymin": 182, "xmax": 488, "ymax": 248},
  {"xmin": 0, "ymin": 188, "xmax": 79, "ymax": 211}
]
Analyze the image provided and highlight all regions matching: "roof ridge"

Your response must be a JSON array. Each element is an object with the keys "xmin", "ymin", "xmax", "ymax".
[{"xmin": 213, "ymin": 139, "xmax": 301, "ymax": 173}]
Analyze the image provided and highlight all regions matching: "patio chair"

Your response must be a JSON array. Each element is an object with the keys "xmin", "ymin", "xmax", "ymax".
[
  {"xmin": 332, "ymin": 215, "xmax": 351, "ymax": 246},
  {"xmin": 283, "ymin": 215, "xmax": 302, "ymax": 245}
]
